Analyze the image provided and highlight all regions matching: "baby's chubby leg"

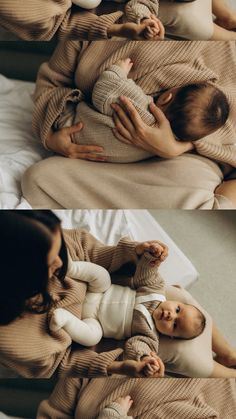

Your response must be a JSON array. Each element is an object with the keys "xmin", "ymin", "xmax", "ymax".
[
  {"xmin": 50, "ymin": 308, "xmax": 103, "ymax": 346},
  {"xmin": 67, "ymin": 254, "xmax": 111, "ymax": 293}
]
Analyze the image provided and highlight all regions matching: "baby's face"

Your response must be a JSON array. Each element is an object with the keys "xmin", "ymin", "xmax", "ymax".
[{"xmin": 153, "ymin": 300, "xmax": 201, "ymax": 339}]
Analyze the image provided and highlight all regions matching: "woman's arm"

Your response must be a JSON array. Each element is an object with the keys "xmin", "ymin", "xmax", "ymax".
[
  {"xmin": 0, "ymin": 0, "xmax": 123, "ymax": 40},
  {"xmin": 37, "ymin": 377, "xmax": 81, "ymax": 419},
  {"xmin": 33, "ymin": 41, "xmax": 83, "ymax": 146},
  {"xmin": 111, "ymin": 97, "xmax": 194, "ymax": 158}
]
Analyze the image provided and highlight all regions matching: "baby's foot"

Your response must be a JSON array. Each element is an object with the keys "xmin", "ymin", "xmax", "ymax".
[
  {"xmin": 50, "ymin": 308, "xmax": 68, "ymax": 332},
  {"xmin": 115, "ymin": 58, "xmax": 133, "ymax": 76}
]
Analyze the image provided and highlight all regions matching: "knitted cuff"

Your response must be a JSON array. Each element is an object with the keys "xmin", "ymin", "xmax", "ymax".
[
  {"xmin": 101, "ymin": 402, "xmax": 130, "ymax": 417},
  {"xmin": 89, "ymin": 11, "xmax": 124, "ymax": 39},
  {"xmin": 88, "ymin": 348, "xmax": 123, "ymax": 377},
  {"xmin": 107, "ymin": 65, "xmax": 129, "ymax": 80},
  {"xmin": 40, "ymin": 88, "xmax": 82, "ymax": 149}
]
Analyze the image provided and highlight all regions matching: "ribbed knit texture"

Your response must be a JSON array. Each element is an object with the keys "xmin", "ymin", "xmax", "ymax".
[
  {"xmin": 58, "ymin": 63, "xmax": 154, "ymax": 162},
  {"xmin": 0, "ymin": 229, "xmax": 139, "ymax": 378},
  {"xmin": 0, "ymin": 0, "xmax": 125, "ymax": 40},
  {"xmin": 97, "ymin": 402, "xmax": 132, "ymax": 419},
  {"xmin": 33, "ymin": 41, "xmax": 236, "ymax": 167},
  {"xmin": 125, "ymin": 0, "xmax": 159, "ymax": 24},
  {"xmin": 125, "ymin": 253, "xmax": 165, "ymax": 360},
  {"xmin": 37, "ymin": 377, "xmax": 236, "ymax": 419},
  {"xmin": 0, "ymin": 0, "xmax": 159, "ymax": 41}
]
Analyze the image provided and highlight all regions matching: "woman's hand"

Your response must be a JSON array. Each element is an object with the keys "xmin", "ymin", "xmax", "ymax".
[
  {"xmin": 107, "ymin": 17, "xmax": 164, "ymax": 40},
  {"xmin": 107, "ymin": 358, "xmax": 164, "ymax": 377},
  {"xmin": 135, "ymin": 240, "xmax": 169, "ymax": 266},
  {"xmin": 111, "ymin": 97, "xmax": 194, "ymax": 158},
  {"xmin": 46, "ymin": 123, "xmax": 107, "ymax": 161},
  {"xmin": 141, "ymin": 353, "xmax": 165, "ymax": 377}
]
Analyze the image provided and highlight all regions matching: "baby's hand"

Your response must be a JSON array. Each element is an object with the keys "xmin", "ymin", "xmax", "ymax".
[
  {"xmin": 115, "ymin": 395, "xmax": 133, "ymax": 414},
  {"xmin": 115, "ymin": 58, "xmax": 133, "ymax": 76},
  {"xmin": 142, "ymin": 15, "xmax": 165, "ymax": 40},
  {"xmin": 141, "ymin": 354, "xmax": 165, "ymax": 377},
  {"xmin": 136, "ymin": 240, "xmax": 169, "ymax": 266}
]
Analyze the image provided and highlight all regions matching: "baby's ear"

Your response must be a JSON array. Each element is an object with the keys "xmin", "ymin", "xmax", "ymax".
[{"xmin": 158, "ymin": 91, "xmax": 173, "ymax": 106}]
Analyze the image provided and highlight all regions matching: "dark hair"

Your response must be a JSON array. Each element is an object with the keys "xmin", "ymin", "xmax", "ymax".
[
  {"xmin": 166, "ymin": 83, "xmax": 230, "ymax": 141},
  {"xmin": 0, "ymin": 210, "xmax": 68, "ymax": 325}
]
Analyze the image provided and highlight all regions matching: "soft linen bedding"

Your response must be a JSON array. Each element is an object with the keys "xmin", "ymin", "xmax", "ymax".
[{"xmin": 0, "ymin": 74, "xmax": 48, "ymax": 208}]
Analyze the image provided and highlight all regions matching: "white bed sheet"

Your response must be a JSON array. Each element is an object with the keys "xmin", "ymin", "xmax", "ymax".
[
  {"xmin": 0, "ymin": 75, "xmax": 48, "ymax": 208},
  {"xmin": 54, "ymin": 209, "xmax": 199, "ymax": 288}
]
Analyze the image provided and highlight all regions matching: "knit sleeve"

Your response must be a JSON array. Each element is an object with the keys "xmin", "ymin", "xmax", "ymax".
[
  {"xmin": 32, "ymin": 41, "xmax": 83, "ymax": 148},
  {"xmin": 194, "ymin": 140, "xmax": 236, "ymax": 168},
  {"xmin": 66, "ymin": 229, "xmax": 140, "ymax": 275},
  {"xmin": 124, "ymin": 330, "xmax": 159, "ymax": 360},
  {"xmin": 92, "ymin": 64, "xmax": 154, "ymax": 124},
  {"xmin": 98, "ymin": 402, "xmax": 133, "ymax": 419},
  {"xmin": 0, "ymin": 0, "xmax": 123, "ymax": 40},
  {"xmin": 37, "ymin": 377, "xmax": 81, "ymax": 419},
  {"xmin": 125, "ymin": 0, "xmax": 159, "ymax": 24},
  {"xmin": 131, "ymin": 253, "xmax": 165, "ymax": 295}
]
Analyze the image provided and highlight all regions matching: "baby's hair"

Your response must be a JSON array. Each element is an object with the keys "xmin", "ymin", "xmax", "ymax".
[{"xmin": 166, "ymin": 83, "xmax": 229, "ymax": 141}]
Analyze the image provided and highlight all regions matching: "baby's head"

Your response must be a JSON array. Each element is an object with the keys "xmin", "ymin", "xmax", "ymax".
[
  {"xmin": 155, "ymin": 83, "xmax": 229, "ymax": 141},
  {"xmin": 153, "ymin": 300, "xmax": 206, "ymax": 340}
]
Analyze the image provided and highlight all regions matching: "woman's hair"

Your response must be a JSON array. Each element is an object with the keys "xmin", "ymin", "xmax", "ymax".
[{"xmin": 0, "ymin": 210, "xmax": 68, "ymax": 325}]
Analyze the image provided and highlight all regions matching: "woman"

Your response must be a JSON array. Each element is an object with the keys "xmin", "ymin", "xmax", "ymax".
[
  {"xmin": 22, "ymin": 40, "xmax": 236, "ymax": 209},
  {"xmin": 1, "ymin": 210, "xmax": 236, "ymax": 379},
  {"xmin": 37, "ymin": 376, "xmax": 236, "ymax": 418},
  {"xmin": 0, "ymin": 0, "xmax": 236, "ymax": 40},
  {"xmin": 0, "ymin": 210, "xmax": 167, "ymax": 378}
]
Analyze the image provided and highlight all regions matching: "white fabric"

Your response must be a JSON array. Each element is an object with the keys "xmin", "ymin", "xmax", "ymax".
[
  {"xmin": 67, "ymin": 259, "xmax": 111, "ymax": 293},
  {"xmin": 83, "ymin": 285, "xmax": 136, "ymax": 339},
  {"xmin": 0, "ymin": 75, "xmax": 48, "ymax": 209},
  {"xmin": 54, "ymin": 209, "xmax": 199, "ymax": 288},
  {"xmin": 135, "ymin": 294, "xmax": 166, "ymax": 304},
  {"xmin": 135, "ymin": 303, "xmax": 156, "ymax": 331}
]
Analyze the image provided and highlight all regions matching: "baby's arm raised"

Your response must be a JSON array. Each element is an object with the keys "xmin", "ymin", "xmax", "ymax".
[
  {"xmin": 92, "ymin": 61, "xmax": 155, "ymax": 127},
  {"xmin": 131, "ymin": 253, "xmax": 165, "ymax": 293}
]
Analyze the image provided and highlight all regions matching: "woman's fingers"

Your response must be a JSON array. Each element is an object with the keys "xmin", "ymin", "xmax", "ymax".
[
  {"xmin": 112, "ymin": 128, "xmax": 132, "ymax": 145},
  {"xmin": 149, "ymin": 102, "xmax": 169, "ymax": 126},
  {"xmin": 66, "ymin": 144, "xmax": 107, "ymax": 160},
  {"xmin": 111, "ymin": 103, "xmax": 135, "ymax": 134},
  {"xmin": 65, "ymin": 122, "xmax": 84, "ymax": 135},
  {"xmin": 118, "ymin": 96, "xmax": 145, "ymax": 130}
]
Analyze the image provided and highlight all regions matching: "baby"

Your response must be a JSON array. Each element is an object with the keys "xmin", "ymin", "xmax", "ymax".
[
  {"xmin": 57, "ymin": 57, "xmax": 229, "ymax": 163},
  {"xmin": 50, "ymin": 246, "xmax": 206, "ymax": 377},
  {"xmin": 72, "ymin": 0, "xmax": 162, "ymax": 40}
]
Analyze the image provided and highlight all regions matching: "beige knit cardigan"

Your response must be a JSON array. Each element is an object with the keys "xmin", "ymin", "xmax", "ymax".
[
  {"xmin": 0, "ymin": 229, "xmax": 141, "ymax": 378},
  {"xmin": 0, "ymin": 0, "xmax": 158, "ymax": 41},
  {"xmin": 33, "ymin": 40, "xmax": 236, "ymax": 168},
  {"xmin": 37, "ymin": 377, "xmax": 236, "ymax": 419}
]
